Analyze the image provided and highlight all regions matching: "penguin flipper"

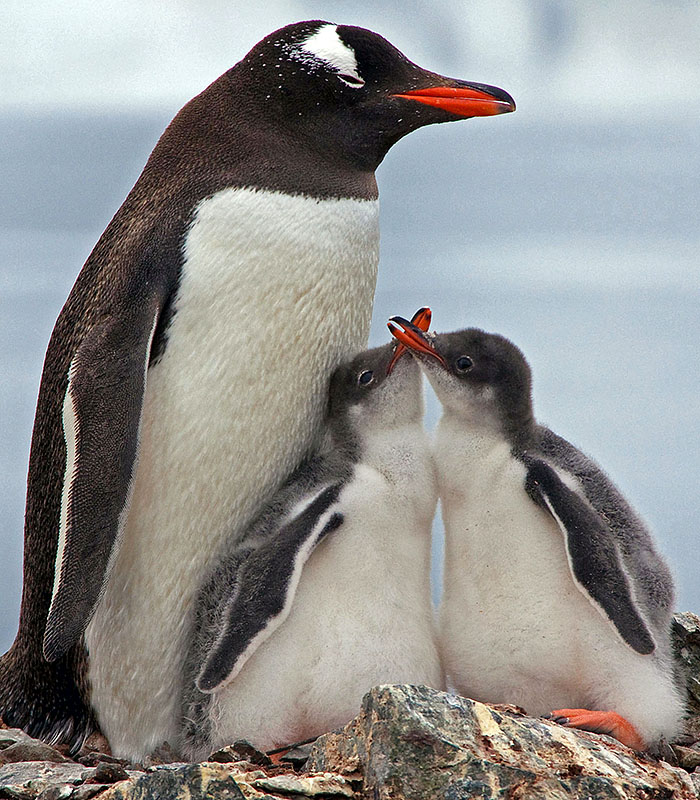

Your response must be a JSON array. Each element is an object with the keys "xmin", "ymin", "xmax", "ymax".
[
  {"xmin": 197, "ymin": 483, "xmax": 344, "ymax": 693},
  {"xmin": 525, "ymin": 459, "xmax": 655, "ymax": 655},
  {"xmin": 43, "ymin": 299, "xmax": 161, "ymax": 662}
]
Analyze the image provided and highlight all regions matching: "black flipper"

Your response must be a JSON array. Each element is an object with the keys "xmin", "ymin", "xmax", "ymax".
[
  {"xmin": 197, "ymin": 483, "xmax": 344, "ymax": 693},
  {"xmin": 43, "ymin": 299, "xmax": 160, "ymax": 662},
  {"xmin": 525, "ymin": 459, "xmax": 655, "ymax": 655}
]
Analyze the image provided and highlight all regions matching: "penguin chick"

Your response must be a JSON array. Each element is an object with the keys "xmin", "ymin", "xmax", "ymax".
[
  {"xmin": 388, "ymin": 317, "xmax": 684, "ymax": 751},
  {"xmin": 181, "ymin": 316, "xmax": 441, "ymax": 760}
]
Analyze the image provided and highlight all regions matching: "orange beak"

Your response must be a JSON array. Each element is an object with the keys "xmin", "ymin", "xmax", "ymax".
[
  {"xmin": 387, "ymin": 307, "xmax": 432, "ymax": 375},
  {"xmin": 392, "ymin": 84, "xmax": 515, "ymax": 118},
  {"xmin": 387, "ymin": 315, "xmax": 448, "ymax": 367}
]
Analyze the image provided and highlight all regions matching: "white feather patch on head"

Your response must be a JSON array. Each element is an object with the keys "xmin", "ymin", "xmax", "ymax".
[{"xmin": 299, "ymin": 24, "xmax": 365, "ymax": 87}]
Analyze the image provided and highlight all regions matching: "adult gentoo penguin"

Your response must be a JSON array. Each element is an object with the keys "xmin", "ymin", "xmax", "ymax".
[
  {"xmin": 388, "ymin": 318, "xmax": 684, "ymax": 750},
  {"xmin": 180, "ymin": 312, "xmax": 441, "ymax": 760},
  {"xmin": 0, "ymin": 22, "xmax": 514, "ymax": 756}
]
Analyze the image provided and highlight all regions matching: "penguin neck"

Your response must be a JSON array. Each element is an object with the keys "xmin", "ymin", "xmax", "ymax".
[
  {"xmin": 434, "ymin": 411, "xmax": 515, "ymax": 490},
  {"xmin": 329, "ymin": 408, "xmax": 426, "ymax": 477},
  {"xmin": 437, "ymin": 400, "xmax": 534, "ymax": 460},
  {"xmin": 437, "ymin": 385, "xmax": 535, "ymax": 455},
  {"xmin": 151, "ymin": 77, "xmax": 380, "ymax": 202}
]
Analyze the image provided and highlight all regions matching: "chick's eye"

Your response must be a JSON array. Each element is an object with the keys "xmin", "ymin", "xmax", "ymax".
[
  {"xmin": 358, "ymin": 370, "xmax": 374, "ymax": 386},
  {"xmin": 455, "ymin": 356, "xmax": 473, "ymax": 372}
]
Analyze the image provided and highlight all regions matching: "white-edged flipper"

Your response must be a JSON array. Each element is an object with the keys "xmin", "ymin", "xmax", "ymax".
[
  {"xmin": 197, "ymin": 483, "xmax": 344, "ymax": 692},
  {"xmin": 524, "ymin": 458, "xmax": 655, "ymax": 655},
  {"xmin": 43, "ymin": 300, "xmax": 160, "ymax": 662}
]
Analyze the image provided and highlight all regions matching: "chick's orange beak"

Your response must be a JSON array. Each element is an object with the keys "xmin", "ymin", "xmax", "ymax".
[
  {"xmin": 387, "ymin": 307, "xmax": 432, "ymax": 375},
  {"xmin": 387, "ymin": 315, "xmax": 448, "ymax": 368}
]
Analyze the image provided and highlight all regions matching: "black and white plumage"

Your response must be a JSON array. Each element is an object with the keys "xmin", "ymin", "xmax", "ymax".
[
  {"xmin": 181, "ymin": 339, "xmax": 441, "ymax": 760},
  {"xmin": 0, "ymin": 22, "xmax": 514, "ymax": 757},
  {"xmin": 388, "ymin": 318, "xmax": 684, "ymax": 749}
]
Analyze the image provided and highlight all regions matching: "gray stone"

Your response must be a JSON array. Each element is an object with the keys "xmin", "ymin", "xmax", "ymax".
[
  {"xmin": 34, "ymin": 787, "xmax": 75, "ymax": 800},
  {"xmin": 0, "ymin": 762, "xmax": 90, "ymax": 799},
  {"xmin": 279, "ymin": 744, "xmax": 314, "ymax": 770},
  {"xmin": 690, "ymin": 770, "xmax": 700, "ymax": 798},
  {"xmin": 673, "ymin": 612, "xmax": 700, "ymax": 716},
  {"xmin": 0, "ymin": 729, "xmax": 41, "ymax": 749},
  {"xmin": 306, "ymin": 684, "xmax": 696, "ymax": 800},
  {"xmin": 98, "ymin": 764, "xmax": 246, "ymax": 800},
  {"xmin": 69, "ymin": 788, "xmax": 109, "ymax": 800},
  {"xmin": 251, "ymin": 774, "xmax": 353, "ymax": 797}
]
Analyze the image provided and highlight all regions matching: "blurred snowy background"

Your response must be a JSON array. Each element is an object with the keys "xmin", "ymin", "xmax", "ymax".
[{"xmin": 1, "ymin": 0, "xmax": 699, "ymax": 651}]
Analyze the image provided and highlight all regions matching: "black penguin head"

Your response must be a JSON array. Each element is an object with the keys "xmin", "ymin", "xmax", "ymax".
[
  {"xmin": 388, "ymin": 317, "xmax": 535, "ymax": 446},
  {"xmin": 230, "ymin": 20, "xmax": 515, "ymax": 172},
  {"xmin": 327, "ymin": 339, "xmax": 423, "ymax": 445}
]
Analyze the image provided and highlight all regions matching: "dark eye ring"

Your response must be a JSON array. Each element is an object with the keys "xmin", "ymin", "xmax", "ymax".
[
  {"xmin": 455, "ymin": 356, "xmax": 473, "ymax": 372},
  {"xmin": 358, "ymin": 369, "xmax": 374, "ymax": 386}
]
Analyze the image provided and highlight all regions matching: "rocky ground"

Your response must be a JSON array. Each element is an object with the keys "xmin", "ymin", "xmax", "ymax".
[{"xmin": 2, "ymin": 612, "xmax": 700, "ymax": 800}]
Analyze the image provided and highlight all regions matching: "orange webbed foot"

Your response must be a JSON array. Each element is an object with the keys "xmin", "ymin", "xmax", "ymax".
[{"xmin": 550, "ymin": 708, "xmax": 646, "ymax": 751}]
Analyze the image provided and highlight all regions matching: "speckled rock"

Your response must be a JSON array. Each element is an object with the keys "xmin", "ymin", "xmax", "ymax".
[
  {"xmin": 98, "ymin": 763, "xmax": 244, "ymax": 800},
  {"xmin": 0, "ymin": 760, "xmax": 117, "ymax": 799},
  {"xmin": 673, "ymin": 612, "xmax": 700, "ymax": 716},
  {"xmin": 92, "ymin": 762, "xmax": 355, "ymax": 800},
  {"xmin": 251, "ymin": 773, "xmax": 353, "ymax": 797},
  {"xmin": 306, "ymin": 684, "xmax": 696, "ymax": 800}
]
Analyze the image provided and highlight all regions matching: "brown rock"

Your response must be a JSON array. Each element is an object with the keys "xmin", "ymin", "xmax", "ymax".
[
  {"xmin": 87, "ymin": 763, "xmax": 130, "ymax": 784},
  {"xmin": 0, "ymin": 730, "xmax": 68, "ymax": 765},
  {"xmin": 0, "ymin": 743, "xmax": 69, "ymax": 766},
  {"xmin": 208, "ymin": 741, "xmax": 272, "ymax": 767}
]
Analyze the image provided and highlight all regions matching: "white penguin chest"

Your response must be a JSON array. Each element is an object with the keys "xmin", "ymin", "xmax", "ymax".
[
  {"xmin": 436, "ymin": 419, "xmax": 582, "ymax": 620},
  {"xmin": 85, "ymin": 187, "xmax": 379, "ymax": 759},
  {"xmin": 435, "ymin": 417, "xmax": 613, "ymax": 706}
]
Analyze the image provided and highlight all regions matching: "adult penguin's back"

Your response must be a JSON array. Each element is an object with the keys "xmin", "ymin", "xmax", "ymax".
[{"xmin": 0, "ymin": 21, "xmax": 514, "ymax": 756}]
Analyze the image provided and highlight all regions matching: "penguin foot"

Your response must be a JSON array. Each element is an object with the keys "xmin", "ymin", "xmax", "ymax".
[{"xmin": 550, "ymin": 708, "xmax": 646, "ymax": 751}]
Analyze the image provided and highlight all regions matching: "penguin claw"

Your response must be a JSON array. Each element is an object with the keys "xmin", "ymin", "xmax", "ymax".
[{"xmin": 550, "ymin": 708, "xmax": 646, "ymax": 751}]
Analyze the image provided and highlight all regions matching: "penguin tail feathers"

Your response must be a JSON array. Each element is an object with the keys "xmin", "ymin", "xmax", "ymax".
[{"xmin": 0, "ymin": 642, "xmax": 96, "ymax": 755}]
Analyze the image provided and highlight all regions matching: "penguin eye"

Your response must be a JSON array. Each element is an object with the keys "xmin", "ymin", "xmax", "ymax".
[
  {"xmin": 455, "ymin": 356, "xmax": 473, "ymax": 373},
  {"xmin": 358, "ymin": 369, "xmax": 374, "ymax": 386},
  {"xmin": 338, "ymin": 73, "xmax": 365, "ymax": 88}
]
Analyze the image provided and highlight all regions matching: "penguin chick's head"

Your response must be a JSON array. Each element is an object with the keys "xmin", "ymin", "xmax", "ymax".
[
  {"xmin": 388, "ymin": 317, "xmax": 535, "ymax": 445},
  {"xmin": 327, "ymin": 340, "xmax": 423, "ymax": 440},
  {"xmin": 231, "ymin": 20, "xmax": 515, "ymax": 171}
]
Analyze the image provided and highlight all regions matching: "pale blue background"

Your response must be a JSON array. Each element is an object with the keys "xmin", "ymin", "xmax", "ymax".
[{"xmin": 2, "ymin": 0, "xmax": 699, "ymax": 652}]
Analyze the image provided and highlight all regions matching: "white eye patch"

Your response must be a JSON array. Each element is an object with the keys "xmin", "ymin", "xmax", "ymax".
[{"xmin": 299, "ymin": 23, "xmax": 365, "ymax": 88}]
